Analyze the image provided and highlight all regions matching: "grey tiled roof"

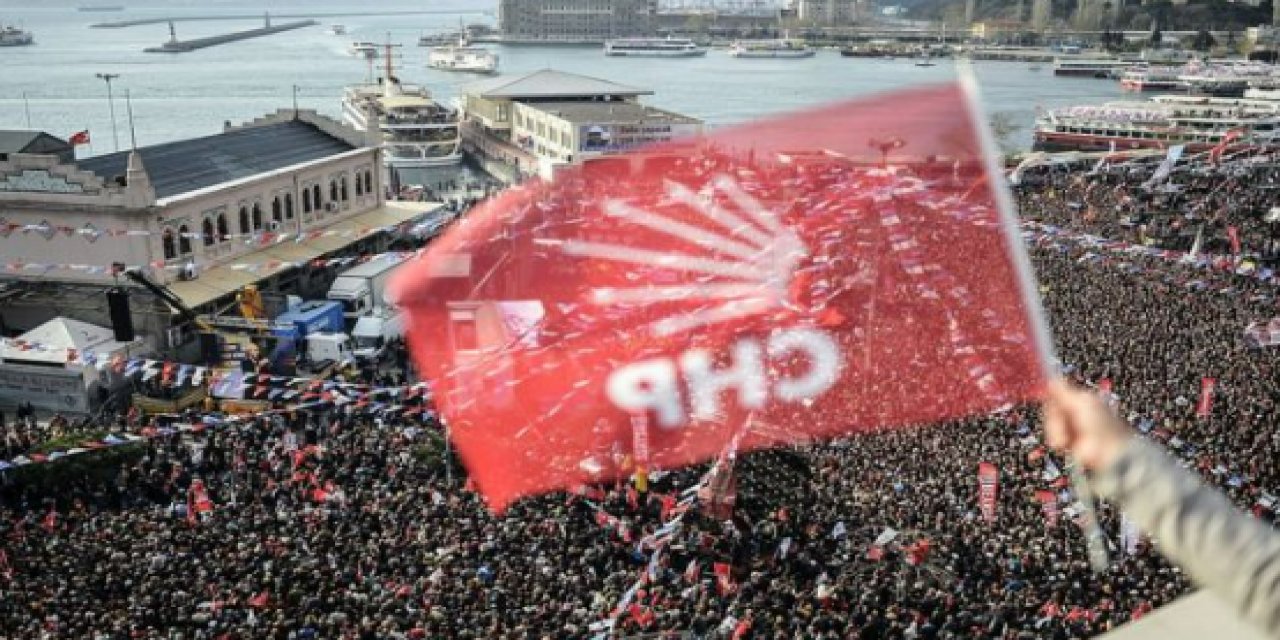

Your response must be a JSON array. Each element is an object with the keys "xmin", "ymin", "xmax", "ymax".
[
  {"xmin": 77, "ymin": 120, "xmax": 355, "ymax": 199},
  {"xmin": 462, "ymin": 69, "xmax": 651, "ymax": 100}
]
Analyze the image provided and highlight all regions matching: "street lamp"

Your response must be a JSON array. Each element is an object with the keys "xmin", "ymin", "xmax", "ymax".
[{"xmin": 95, "ymin": 73, "xmax": 121, "ymax": 153}]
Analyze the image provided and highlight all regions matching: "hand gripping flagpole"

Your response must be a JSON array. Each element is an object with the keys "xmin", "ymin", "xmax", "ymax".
[{"xmin": 958, "ymin": 63, "xmax": 1111, "ymax": 573}]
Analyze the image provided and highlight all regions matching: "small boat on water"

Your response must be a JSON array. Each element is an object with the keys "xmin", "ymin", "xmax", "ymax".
[
  {"xmin": 914, "ymin": 57, "xmax": 937, "ymax": 67},
  {"xmin": 0, "ymin": 25, "xmax": 34, "ymax": 47},
  {"xmin": 604, "ymin": 36, "xmax": 706, "ymax": 58},
  {"xmin": 419, "ymin": 31, "xmax": 466, "ymax": 47},
  {"xmin": 728, "ymin": 39, "xmax": 815, "ymax": 59},
  {"xmin": 327, "ymin": 24, "xmax": 346, "ymax": 36}
]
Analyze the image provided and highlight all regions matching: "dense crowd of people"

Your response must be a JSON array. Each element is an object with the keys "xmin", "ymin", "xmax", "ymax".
[{"xmin": 1, "ymin": 150, "xmax": 1278, "ymax": 639}]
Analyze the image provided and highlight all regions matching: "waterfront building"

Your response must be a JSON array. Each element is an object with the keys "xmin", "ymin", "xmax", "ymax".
[
  {"xmin": 797, "ymin": 0, "xmax": 860, "ymax": 25},
  {"xmin": 0, "ymin": 109, "xmax": 438, "ymax": 356},
  {"xmin": 497, "ymin": 0, "xmax": 658, "ymax": 42},
  {"xmin": 457, "ymin": 69, "xmax": 701, "ymax": 180}
]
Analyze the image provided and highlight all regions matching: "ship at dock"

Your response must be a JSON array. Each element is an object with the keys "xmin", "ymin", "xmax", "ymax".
[
  {"xmin": 341, "ymin": 44, "xmax": 462, "ymax": 168},
  {"xmin": 1032, "ymin": 93, "xmax": 1280, "ymax": 153},
  {"xmin": 728, "ymin": 39, "xmax": 815, "ymax": 59},
  {"xmin": 603, "ymin": 37, "xmax": 706, "ymax": 57},
  {"xmin": 426, "ymin": 35, "xmax": 498, "ymax": 74}
]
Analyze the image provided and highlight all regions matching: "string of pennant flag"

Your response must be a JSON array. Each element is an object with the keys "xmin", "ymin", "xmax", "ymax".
[
  {"xmin": 0, "ymin": 217, "xmax": 448, "ymax": 244},
  {"xmin": 1, "ymin": 248, "xmax": 423, "ymax": 277}
]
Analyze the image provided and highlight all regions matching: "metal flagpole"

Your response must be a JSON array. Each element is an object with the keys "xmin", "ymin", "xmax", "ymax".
[
  {"xmin": 958, "ymin": 61, "xmax": 1111, "ymax": 573},
  {"xmin": 95, "ymin": 73, "xmax": 121, "ymax": 152},
  {"xmin": 22, "ymin": 92, "xmax": 31, "ymax": 129}
]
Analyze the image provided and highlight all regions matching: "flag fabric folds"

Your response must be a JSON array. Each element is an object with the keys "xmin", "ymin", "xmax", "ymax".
[
  {"xmin": 68, "ymin": 130, "xmax": 90, "ymax": 146},
  {"xmin": 392, "ymin": 81, "xmax": 1050, "ymax": 510}
]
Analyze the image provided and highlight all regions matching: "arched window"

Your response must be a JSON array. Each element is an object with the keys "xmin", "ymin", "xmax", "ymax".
[
  {"xmin": 272, "ymin": 197, "xmax": 283, "ymax": 224},
  {"xmin": 202, "ymin": 219, "xmax": 215, "ymax": 247},
  {"xmin": 303, "ymin": 189, "xmax": 312, "ymax": 213},
  {"xmin": 252, "ymin": 203, "xmax": 263, "ymax": 231},
  {"xmin": 355, "ymin": 173, "xmax": 363, "ymax": 196},
  {"xmin": 217, "ymin": 214, "xmax": 229, "ymax": 242},
  {"xmin": 330, "ymin": 180, "xmax": 339, "ymax": 203},
  {"xmin": 239, "ymin": 207, "xmax": 250, "ymax": 235},
  {"xmin": 285, "ymin": 194, "xmax": 294, "ymax": 220},
  {"xmin": 163, "ymin": 228, "xmax": 177, "ymax": 259},
  {"xmin": 178, "ymin": 225, "xmax": 192, "ymax": 255},
  {"xmin": 363, "ymin": 170, "xmax": 373, "ymax": 195},
  {"xmin": 312, "ymin": 184, "xmax": 323, "ymax": 210},
  {"xmin": 341, "ymin": 177, "xmax": 349, "ymax": 201}
]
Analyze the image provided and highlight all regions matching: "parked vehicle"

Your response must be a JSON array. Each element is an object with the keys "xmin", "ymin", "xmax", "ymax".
[
  {"xmin": 352, "ymin": 311, "xmax": 405, "ymax": 361},
  {"xmin": 327, "ymin": 258, "xmax": 406, "ymax": 327}
]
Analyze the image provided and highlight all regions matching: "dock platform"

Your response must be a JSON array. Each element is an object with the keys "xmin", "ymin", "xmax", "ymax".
[{"xmin": 144, "ymin": 20, "xmax": 317, "ymax": 53}]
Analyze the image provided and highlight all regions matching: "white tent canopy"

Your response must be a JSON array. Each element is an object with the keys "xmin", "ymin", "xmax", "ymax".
[{"xmin": 0, "ymin": 317, "xmax": 133, "ymax": 366}]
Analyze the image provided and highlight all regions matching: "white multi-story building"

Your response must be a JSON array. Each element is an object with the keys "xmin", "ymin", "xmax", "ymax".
[{"xmin": 498, "ymin": 0, "xmax": 659, "ymax": 41}]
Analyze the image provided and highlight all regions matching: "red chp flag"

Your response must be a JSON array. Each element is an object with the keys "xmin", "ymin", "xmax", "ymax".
[
  {"xmin": 1197, "ymin": 377, "xmax": 1216, "ymax": 418},
  {"xmin": 68, "ymin": 130, "xmax": 90, "ymax": 146},
  {"xmin": 391, "ymin": 82, "xmax": 1050, "ymax": 510},
  {"xmin": 977, "ymin": 462, "xmax": 1000, "ymax": 523},
  {"xmin": 1227, "ymin": 226, "xmax": 1241, "ymax": 255}
]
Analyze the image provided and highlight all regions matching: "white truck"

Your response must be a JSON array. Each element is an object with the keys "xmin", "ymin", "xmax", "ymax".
[
  {"xmin": 326, "ymin": 258, "xmax": 406, "ymax": 327},
  {"xmin": 351, "ymin": 311, "xmax": 405, "ymax": 361}
]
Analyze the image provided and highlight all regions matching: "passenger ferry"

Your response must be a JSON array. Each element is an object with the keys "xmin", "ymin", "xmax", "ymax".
[
  {"xmin": 341, "ymin": 47, "xmax": 462, "ymax": 167},
  {"xmin": 728, "ymin": 39, "xmax": 815, "ymax": 59},
  {"xmin": 426, "ymin": 36, "xmax": 498, "ymax": 73},
  {"xmin": 1033, "ymin": 94, "xmax": 1280, "ymax": 152},
  {"xmin": 604, "ymin": 37, "xmax": 706, "ymax": 58},
  {"xmin": 1120, "ymin": 66, "xmax": 1185, "ymax": 91},
  {"xmin": 1053, "ymin": 57, "xmax": 1135, "ymax": 78},
  {"xmin": 0, "ymin": 25, "xmax": 34, "ymax": 47}
]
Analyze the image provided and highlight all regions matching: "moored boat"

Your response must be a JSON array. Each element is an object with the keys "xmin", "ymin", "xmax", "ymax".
[
  {"xmin": 1033, "ymin": 94, "xmax": 1280, "ymax": 152},
  {"xmin": 604, "ymin": 37, "xmax": 706, "ymax": 58},
  {"xmin": 342, "ymin": 45, "xmax": 462, "ymax": 167},
  {"xmin": 728, "ymin": 39, "xmax": 815, "ymax": 59},
  {"xmin": 0, "ymin": 25, "xmax": 34, "ymax": 47}
]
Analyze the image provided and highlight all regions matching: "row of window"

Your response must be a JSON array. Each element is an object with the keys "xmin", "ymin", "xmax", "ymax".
[{"xmin": 162, "ymin": 168, "xmax": 375, "ymax": 261}]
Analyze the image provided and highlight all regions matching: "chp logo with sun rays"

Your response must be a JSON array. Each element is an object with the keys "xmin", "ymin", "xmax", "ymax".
[
  {"xmin": 546, "ymin": 174, "xmax": 843, "ymax": 430},
  {"xmin": 560, "ymin": 174, "xmax": 809, "ymax": 338}
]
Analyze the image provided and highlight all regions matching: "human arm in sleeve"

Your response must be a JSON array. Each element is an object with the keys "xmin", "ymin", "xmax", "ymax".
[{"xmin": 1044, "ymin": 381, "xmax": 1280, "ymax": 636}]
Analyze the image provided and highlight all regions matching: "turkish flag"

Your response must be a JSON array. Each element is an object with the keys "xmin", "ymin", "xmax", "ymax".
[
  {"xmin": 68, "ymin": 130, "xmax": 90, "ymax": 146},
  {"xmin": 392, "ymin": 81, "xmax": 1050, "ymax": 510}
]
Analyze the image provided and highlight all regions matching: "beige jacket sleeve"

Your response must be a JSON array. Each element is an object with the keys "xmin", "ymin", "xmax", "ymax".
[{"xmin": 1093, "ymin": 438, "xmax": 1280, "ymax": 637}]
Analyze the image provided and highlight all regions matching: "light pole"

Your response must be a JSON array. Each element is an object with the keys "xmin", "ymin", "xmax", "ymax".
[{"xmin": 95, "ymin": 73, "xmax": 120, "ymax": 152}]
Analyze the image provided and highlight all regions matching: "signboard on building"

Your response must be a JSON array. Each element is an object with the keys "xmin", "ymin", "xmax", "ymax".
[
  {"xmin": 578, "ymin": 122, "xmax": 701, "ymax": 154},
  {"xmin": 0, "ymin": 363, "xmax": 90, "ymax": 412}
]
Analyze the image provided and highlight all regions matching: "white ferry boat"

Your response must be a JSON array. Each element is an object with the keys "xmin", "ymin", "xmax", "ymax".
[
  {"xmin": 1033, "ymin": 94, "xmax": 1280, "ymax": 152},
  {"xmin": 426, "ymin": 38, "xmax": 498, "ymax": 74},
  {"xmin": 0, "ymin": 25, "xmax": 34, "ymax": 47},
  {"xmin": 728, "ymin": 39, "xmax": 815, "ymax": 59},
  {"xmin": 1053, "ymin": 57, "xmax": 1135, "ymax": 78},
  {"xmin": 1119, "ymin": 66, "xmax": 1185, "ymax": 91},
  {"xmin": 341, "ymin": 49, "xmax": 462, "ymax": 167},
  {"xmin": 604, "ymin": 37, "xmax": 706, "ymax": 58}
]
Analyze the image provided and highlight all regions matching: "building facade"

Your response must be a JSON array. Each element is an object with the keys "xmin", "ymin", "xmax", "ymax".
[
  {"xmin": 458, "ymin": 69, "xmax": 701, "ymax": 180},
  {"xmin": 797, "ymin": 0, "xmax": 860, "ymax": 25},
  {"xmin": 498, "ymin": 0, "xmax": 659, "ymax": 41},
  {"xmin": 0, "ymin": 109, "xmax": 436, "ymax": 356}
]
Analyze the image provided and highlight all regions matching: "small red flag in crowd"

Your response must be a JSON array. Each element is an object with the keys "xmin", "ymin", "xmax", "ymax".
[
  {"xmin": 1036, "ymin": 489, "xmax": 1060, "ymax": 528},
  {"xmin": 392, "ymin": 81, "xmax": 1051, "ymax": 510},
  {"xmin": 1197, "ymin": 377, "xmax": 1217, "ymax": 418},
  {"xmin": 68, "ymin": 130, "xmax": 90, "ymax": 146},
  {"xmin": 977, "ymin": 462, "xmax": 1000, "ymax": 523}
]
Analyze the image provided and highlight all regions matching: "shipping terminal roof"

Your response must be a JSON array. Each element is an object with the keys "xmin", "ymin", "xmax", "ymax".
[{"xmin": 76, "ymin": 120, "xmax": 355, "ymax": 199}]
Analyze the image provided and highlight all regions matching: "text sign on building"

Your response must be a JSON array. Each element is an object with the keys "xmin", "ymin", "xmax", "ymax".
[
  {"xmin": 579, "ymin": 123, "xmax": 701, "ymax": 154},
  {"xmin": 0, "ymin": 365, "xmax": 89, "ymax": 412}
]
